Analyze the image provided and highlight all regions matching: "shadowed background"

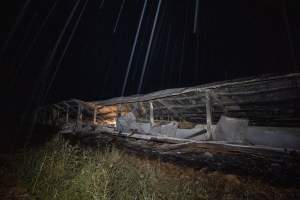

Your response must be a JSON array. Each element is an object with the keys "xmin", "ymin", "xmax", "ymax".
[{"xmin": 0, "ymin": 0, "xmax": 299, "ymax": 149}]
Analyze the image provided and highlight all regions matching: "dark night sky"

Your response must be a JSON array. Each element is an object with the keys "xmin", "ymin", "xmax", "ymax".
[{"xmin": 1, "ymin": 0, "xmax": 300, "ymax": 116}]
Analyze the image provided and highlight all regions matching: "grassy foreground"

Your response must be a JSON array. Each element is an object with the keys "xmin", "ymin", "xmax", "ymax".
[{"xmin": 1, "ymin": 135, "xmax": 299, "ymax": 200}]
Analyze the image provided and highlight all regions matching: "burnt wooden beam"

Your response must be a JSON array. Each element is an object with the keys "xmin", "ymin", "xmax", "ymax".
[
  {"xmin": 215, "ymin": 85, "xmax": 299, "ymax": 96},
  {"xmin": 93, "ymin": 107, "xmax": 97, "ymax": 124},
  {"xmin": 77, "ymin": 104, "xmax": 82, "ymax": 125},
  {"xmin": 66, "ymin": 130, "xmax": 300, "ymax": 186},
  {"xmin": 206, "ymin": 91, "xmax": 213, "ymax": 140},
  {"xmin": 156, "ymin": 99, "xmax": 185, "ymax": 121},
  {"xmin": 153, "ymin": 104, "xmax": 212, "ymax": 110},
  {"xmin": 149, "ymin": 101, "xmax": 155, "ymax": 126},
  {"xmin": 184, "ymin": 129, "xmax": 207, "ymax": 139},
  {"xmin": 139, "ymin": 102, "xmax": 147, "ymax": 117},
  {"xmin": 156, "ymin": 91, "xmax": 202, "ymax": 103},
  {"xmin": 218, "ymin": 92, "xmax": 300, "ymax": 106}
]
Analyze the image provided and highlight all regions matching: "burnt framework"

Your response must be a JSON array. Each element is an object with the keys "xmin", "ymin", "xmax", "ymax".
[{"xmin": 39, "ymin": 73, "xmax": 300, "ymax": 128}]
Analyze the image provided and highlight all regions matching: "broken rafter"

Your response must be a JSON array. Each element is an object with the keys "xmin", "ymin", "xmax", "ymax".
[
  {"xmin": 156, "ymin": 99, "xmax": 185, "ymax": 122},
  {"xmin": 45, "ymin": 73, "xmax": 300, "ymax": 127},
  {"xmin": 205, "ymin": 91, "xmax": 213, "ymax": 140}
]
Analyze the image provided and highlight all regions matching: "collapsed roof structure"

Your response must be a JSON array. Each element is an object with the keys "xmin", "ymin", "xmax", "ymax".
[
  {"xmin": 36, "ymin": 73, "xmax": 300, "ymax": 183},
  {"xmin": 39, "ymin": 73, "xmax": 300, "ymax": 150}
]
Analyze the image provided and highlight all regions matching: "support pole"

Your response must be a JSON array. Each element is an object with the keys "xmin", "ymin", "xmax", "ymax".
[
  {"xmin": 149, "ymin": 101, "xmax": 154, "ymax": 126},
  {"xmin": 93, "ymin": 107, "xmax": 97, "ymax": 124},
  {"xmin": 118, "ymin": 104, "xmax": 122, "ymax": 116},
  {"xmin": 206, "ymin": 90, "xmax": 213, "ymax": 140},
  {"xmin": 77, "ymin": 105, "xmax": 81, "ymax": 125}
]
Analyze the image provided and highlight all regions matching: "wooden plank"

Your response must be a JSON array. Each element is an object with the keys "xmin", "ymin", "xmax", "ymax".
[
  {"xmin": 65, "ymin": 130, "xmax": 300, "ymax": 186},
  {"xmin": 88, "ymin": 73, "xmax": 300, "ymax": 107},
  {"xmin": 206, "ymin": 91, "xmax": 213, "ymax": 140},
  {"xmin": 77, "ymin": 105, "xmax": 82, "ymax": 125},
  {"xmin": 215, "ymin": 85, "xmax": 299, "ymax": 96},
  {"xmin": 149, "ymin": 101, "xmax": 155, "ymax": 126},
  {"xmin": 93, "ymin": 107, "xmax": 97, "ymax": 124}
]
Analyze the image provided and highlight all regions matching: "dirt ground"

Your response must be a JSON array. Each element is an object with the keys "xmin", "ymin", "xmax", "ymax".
[{"xmin": 0, "ymin": 155, "xmax": 31, "ymax": 200}]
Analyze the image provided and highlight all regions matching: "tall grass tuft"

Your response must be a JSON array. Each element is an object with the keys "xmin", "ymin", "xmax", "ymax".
[
  {"xmin": 14, "ymin": 136, "xmax": 158, "ymax": 200},
  {"xmin": 11, "ymin": 135, "xmax": 299, "ymax": 200}
]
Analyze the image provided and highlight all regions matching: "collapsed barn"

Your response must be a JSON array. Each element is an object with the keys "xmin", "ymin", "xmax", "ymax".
[
  {"xmin": 37, "ymin": 73, "xmax": 300, "ymax": 183},
  {"xmin": 39, "ymin": 73, "xmax": 300, "ymax": 150}
]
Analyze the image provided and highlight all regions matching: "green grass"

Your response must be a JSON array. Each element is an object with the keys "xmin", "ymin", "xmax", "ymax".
[{"xmin": 4, "ymin": 135, "xmax": 299, "ymax": 200}]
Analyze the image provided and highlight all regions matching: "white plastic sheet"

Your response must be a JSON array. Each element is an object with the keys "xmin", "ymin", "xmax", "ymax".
[{"xmin": 213, "ymin": 115, "xmax": 249, "ymax": 143}]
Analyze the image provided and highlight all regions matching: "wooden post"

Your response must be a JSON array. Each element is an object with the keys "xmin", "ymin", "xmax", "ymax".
[
  {"xmin": 206, "ymin": 90, "xmax": 213, "ymax": 140},
  {"xmin": 93, "ymin": 107, "xmax": 97, "ymax": 125},
  {"xmin": 77, "ymin": 105, "xmax": 81, "ymax": 125},
  {"xmin": 139, "ymin": 102, "xmax": 147, "ymax": 119},
  {"xmin": 118, "ymin": 104, "xmax": 122, "ymax": 116},
  {"xmin": 149, "ymin": 101, "xmax": 154, "ymax": 126}
]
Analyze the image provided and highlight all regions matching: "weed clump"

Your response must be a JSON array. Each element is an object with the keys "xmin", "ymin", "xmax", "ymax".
[{"xmin": 9, "ymin": 135, "xmax": 300, "ymax": 200}]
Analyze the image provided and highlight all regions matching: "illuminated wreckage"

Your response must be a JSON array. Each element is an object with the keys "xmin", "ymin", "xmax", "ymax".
[{"xmin": 37, "ymin": 73, "xmax": 300, "ymax": 182}]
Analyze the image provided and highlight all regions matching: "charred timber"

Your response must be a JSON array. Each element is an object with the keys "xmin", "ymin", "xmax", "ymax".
[{"xmin": 65, "ymin": 131, "xmax": 300, "ymax": 187}]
